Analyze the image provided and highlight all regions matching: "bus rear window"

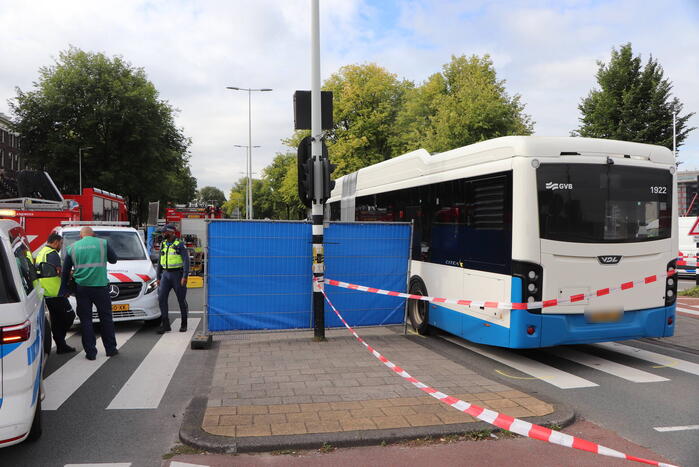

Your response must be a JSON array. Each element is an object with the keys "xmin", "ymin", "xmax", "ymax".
[{"xmin": 537, "ymin": 163, "xmax": 672, "ymax": 243}]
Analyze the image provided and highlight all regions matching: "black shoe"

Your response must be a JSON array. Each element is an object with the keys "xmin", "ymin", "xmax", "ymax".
[
  {"xmin": 106, "ymin": 349, "xmax": 119, "ymax": 357},
  {"xmin": 85, "ymin": 354, "xmax": 96, "ymax": 361},
  {"xmin": 179, "ymin": 325, "xmax": 187, "ymax": 332},
  {"xmin": 56, "ymin": 345, "xmax": 76, "ymax": 354},
  {"xmin": 157, "ymin": 326, "xmax": 171, "ymax": 334}
]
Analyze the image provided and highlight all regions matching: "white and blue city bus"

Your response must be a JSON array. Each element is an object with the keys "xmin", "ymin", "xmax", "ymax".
[{"xmin": 327, "ymin": 136, "xmax": 677, "ymax": 348}]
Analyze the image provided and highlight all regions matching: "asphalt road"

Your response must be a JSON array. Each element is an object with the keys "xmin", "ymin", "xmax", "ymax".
[
  {"xmin": 410, "ymin": 316, "xmax": 699, "ymax": 467},
  {"xmin": 1, "ymin": 311, "xmax": 214, "ymax": 467}
]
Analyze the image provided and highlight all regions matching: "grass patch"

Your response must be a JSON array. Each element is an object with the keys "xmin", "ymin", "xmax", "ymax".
[
  {"xmin": 679, "ymin": 286, "xmax": 699, "ymax": 297},
  {"xmin": 319, "ymin": 442, "xmax": 335, "ymax": 453},
  {"xmin": 465, "ymin": 429, "xmax": 492, "ymax": 441},
  {"xmin": 547, "ymin": 424, "xmax": 562, "ymax": 431},
  {"xmin": 162, "ymin": 444, "xmax": 205, "ymax": 460},
  {"xmin": 271, "ymin": 449, "xmax": 299, "ymax": 456}
]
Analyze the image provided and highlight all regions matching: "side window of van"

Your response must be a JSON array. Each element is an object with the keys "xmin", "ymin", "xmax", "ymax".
[
  {"xmin": 0, "ymin": 242, "xmax": 20, "ymax": 303},
  {"xmin": 13, "ymin": 243, "xmax": 36, "ymax": 295}
]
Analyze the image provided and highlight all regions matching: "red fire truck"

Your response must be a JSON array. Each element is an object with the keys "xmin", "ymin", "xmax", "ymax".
[{"xmin": 0, "ymin": 172, "xmax": 128, "ymax": 252}]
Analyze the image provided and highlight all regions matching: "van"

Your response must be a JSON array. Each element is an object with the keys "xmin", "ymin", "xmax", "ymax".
[
  {"xmin": 55, "ymin": 223, "xmax": 160, "ymax": 324},
  {"xmin": 0, "ymin": 220, "xmax": 54, "ymax": 447}
]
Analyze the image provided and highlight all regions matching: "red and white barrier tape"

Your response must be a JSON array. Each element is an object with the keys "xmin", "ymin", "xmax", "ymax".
[
  {"xmin": 108, "ymin": 272, "xmax": 152, "ymax": 283},
  {"xmin": 318, "ymin": 284, "xmax": 677, "ymax": 467},
  {"xmin": 677, "ymin": 259, "xmax": 698, "ymax": 266},
  {"xmin": 325, "ymin": 269, "xmax": 676, "ymax": 311}
]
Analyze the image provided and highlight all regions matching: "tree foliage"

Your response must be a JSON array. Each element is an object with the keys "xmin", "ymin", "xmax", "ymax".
[
  {"xmin": 573, "ymin": 43, "xmax": 695, "ymax": 148},
  {"xmin": 10, "ymin": 47, "xmax": 196, "ymax": 222},
  {"xmin": 197, "ymin": 186, "xmax": 226, "ymax": 206}
]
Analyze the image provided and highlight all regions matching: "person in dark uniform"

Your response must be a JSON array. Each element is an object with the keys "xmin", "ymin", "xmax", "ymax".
[
  {"xmin": 36, "ymin": 233, "xmax": 76, "ymax": 354},
  {"xmin": 59, "ymin": 227, "xmax": 118, "ymax": 360},
  {"xmin": 156, "ymin": 224, "xmax": 190, "ymax": 333}
]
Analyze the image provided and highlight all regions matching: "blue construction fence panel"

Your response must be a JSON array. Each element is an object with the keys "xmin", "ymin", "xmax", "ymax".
[
  {"xmin": 323, "ymin": 222, "xmax": 410, "ymax": 327},
  {"xmin": 206, "ymin": 220, "xmax": 411, "ymax": 332}
]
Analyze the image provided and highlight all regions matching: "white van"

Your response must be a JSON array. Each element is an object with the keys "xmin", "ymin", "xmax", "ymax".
[
  {"xmin": 55, "ymin": 224, "xmax": 160, "ymax": 324},
  {"xmin": 0, "ymin": 220, "xmax": 53, "ymax": 447},
  {"xmin": 678, "ymin": 217, "xmax": 699, "ymax": 279}
]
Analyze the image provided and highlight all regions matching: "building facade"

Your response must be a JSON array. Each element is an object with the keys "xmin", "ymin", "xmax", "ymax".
[
  {"xmin": 678, "ymin": 170, "xmax": 699, "ymax": 217},
  {"xmin": 0, "ymin": 112, "xmax": 22, "ymax": 179}
]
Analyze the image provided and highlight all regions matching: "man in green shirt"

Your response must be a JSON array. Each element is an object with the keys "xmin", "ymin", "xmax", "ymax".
[{"xmin": 60, "ymin": 227, "xmax": 119, "ymax": 360}]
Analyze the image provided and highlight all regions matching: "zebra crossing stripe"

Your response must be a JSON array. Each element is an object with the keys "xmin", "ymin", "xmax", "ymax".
[
  {"xmin": 676, "ymin": 306, "xmax": 699, "ymax": 317},
  {"xmin": 107, "ymin": 318, "xmax": 200, "ymax": 410},
  {"xmin": 441, "ymin": 336, "xmax": 598, "ymax": 389},
  {"xmin": 593, "ymin": 342, "xmax": 699, "ymax": 376},
  {"xmin": 552, "ymin": 348, "xmax": 669, "ymax": 383},
  {"xmin": 43, "ymin": 326, "xmax": 140, "ymax": 411}
]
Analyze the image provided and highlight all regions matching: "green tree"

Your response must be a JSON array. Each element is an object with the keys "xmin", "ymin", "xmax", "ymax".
[
  {"xmin": 573, "ymin": 43, "xmax": 695, "ymax": 148},
  {"xmin": 395, "ymin": 54, "xmax": 534, "ymax": 154},
  {"xmin": 10, "ymin": 47, "xmax": 196, "ymax": 222},
  {"xmin": 261, "ymin": 153, "xmax": 305, "ymax": 219},
  {"xmin": 197, "ymin": 186, "xmax": 226, "ymax": 206},
  {"xmin": 322, "ymin": 63, "xmax": 411, "ymax": 176}
]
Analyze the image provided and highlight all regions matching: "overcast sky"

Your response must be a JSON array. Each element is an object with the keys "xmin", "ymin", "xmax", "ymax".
[{"xmin": 1, "ymin": 0, "xmax": 698, "ymax": 196}]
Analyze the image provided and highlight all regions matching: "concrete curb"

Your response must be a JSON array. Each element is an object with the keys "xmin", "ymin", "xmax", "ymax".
[{"xmin": 179, "ymin": 396, "xmax": 576, "ymax": 454}]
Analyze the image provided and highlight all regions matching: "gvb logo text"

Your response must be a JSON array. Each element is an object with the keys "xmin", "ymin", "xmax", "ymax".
[{"xmin": 545, "ymin": 182, "xmax": 573, "ymax": 190}]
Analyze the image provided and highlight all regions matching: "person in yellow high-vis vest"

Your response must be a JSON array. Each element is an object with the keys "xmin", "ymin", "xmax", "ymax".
[
  {"xmin": 36, "ymin": 233, "xmax": 76, "ymax": 354},
  {"xmin": 156, "ymin": 224, "xmax": 189, "ymax": 334}
]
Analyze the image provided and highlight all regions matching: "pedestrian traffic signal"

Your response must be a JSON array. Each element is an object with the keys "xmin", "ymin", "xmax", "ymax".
[
  {"xmin": 321, "ymin": 158, "xmax": 336, "ymax": 203},
  {"xmin": 297, "ymin": 136, "xmax": 314, "ymax": 207}
]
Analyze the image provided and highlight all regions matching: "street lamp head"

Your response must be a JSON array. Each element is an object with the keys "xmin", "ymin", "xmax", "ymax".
[
  {"xmin": 260, "ymin": 88, "xmax": 273, "ymax": 92},
  {"xmin": 226, "ymin": 86, "xmax": 241, "ymax": 90}
]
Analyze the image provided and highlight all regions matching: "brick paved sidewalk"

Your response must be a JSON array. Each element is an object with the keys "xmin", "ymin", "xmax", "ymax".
[{"xmin": 202, "ymin": 326, "xmax": 554, "ymax": 440}]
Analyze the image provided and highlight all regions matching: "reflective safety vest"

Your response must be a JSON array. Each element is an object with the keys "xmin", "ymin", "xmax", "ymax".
[
  {"xmin": 68, "ymin": 236, "xmax": 109, "ymax": 287},
  {"xmin": 36, "ymin": 245, "xmax": 61, "ymax": 297},
  {"xmin": 160, "ymin": 240, "xmax": 184, "ymax": 269}
]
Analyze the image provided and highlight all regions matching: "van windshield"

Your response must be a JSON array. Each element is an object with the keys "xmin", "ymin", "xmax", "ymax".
[
  {"xmin": 537, "ymin": 163, "xmax": 672, "ymax": 243},
  {"xmin": 62, "ymin": 231, "xmax": 146, "ymax": 261}
]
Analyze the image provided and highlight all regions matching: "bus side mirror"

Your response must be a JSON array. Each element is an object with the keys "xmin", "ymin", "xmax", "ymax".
[{"xmin": 36, "ymin": 262, "xmax": 59, "ymax": 278}]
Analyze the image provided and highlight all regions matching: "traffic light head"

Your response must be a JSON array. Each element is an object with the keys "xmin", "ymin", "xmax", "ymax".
[{"xmin": 297, "ymin": 136, "xmax": 314, "ymax": 207}]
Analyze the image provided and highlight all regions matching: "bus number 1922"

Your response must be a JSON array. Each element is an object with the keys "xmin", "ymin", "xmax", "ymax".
[{"xmin": 650, "ymin": 186, "xmax": 667, "ymax": 194}]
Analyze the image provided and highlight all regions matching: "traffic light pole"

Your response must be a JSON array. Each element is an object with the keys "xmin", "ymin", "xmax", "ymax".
[{"xmin": 311, "ymin": 0, "xmax": 325, "ymax": 341}]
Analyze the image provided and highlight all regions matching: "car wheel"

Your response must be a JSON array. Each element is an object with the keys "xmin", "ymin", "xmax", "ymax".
[
  {"xmin": 408, "ymin": 276, "xmax": 430, "ymax": 335},
  {"xmin": 26, "ymin": 399, "xmax": 42, "ymax": 442}
]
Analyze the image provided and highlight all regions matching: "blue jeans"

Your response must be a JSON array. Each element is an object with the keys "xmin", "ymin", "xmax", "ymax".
[
  {"xmin": 158, "ymin": 269, "xmax": 188, "ymax": 327},
  {"xmin": 75, "ymin": 285, "xmax": 117, "ymax": 357}
]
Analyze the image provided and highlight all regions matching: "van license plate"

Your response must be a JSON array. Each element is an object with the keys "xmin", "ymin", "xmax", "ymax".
[
  {"xmin": 112, "ymin": 304, "xmax": 130, "ymax": 312},
  {"xmin": 585, "ymin": 309, "xmax": 623, "ymax": 323}
]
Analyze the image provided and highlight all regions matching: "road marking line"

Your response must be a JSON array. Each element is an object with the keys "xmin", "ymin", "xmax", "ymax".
[
  {"xmin": 676, "ymin": 306, "xmax": 699, "ymax": 317},
  {"xmin": 494, "ymin": 369, "xmax": 548, "ymax": 380},
  {"xmin": 107, "ymin": 318, "xmax": 200, "ymax": 410},
  {"xmin": 552, "ymin": 348, "xmax": 669, "ymax": 383},
  {"xmin": 43, "ymin": 327, "xmax": 140, "ymax": 411},
  {"xmin": 51, "ymin": 331, "xmax": 78, "ymax": 352},
  {"xmin": 64, "ymin": 462, "xmax": 132, "ymax": 466},
  {"xmin": 170, "ymin": 462, "xmax": 210, "ymax": 467},
  {"xmin": 441, "ymin": 335, "xmax": 598, "ymax": 389},
  {"xmin": 594, "ymin": 342, "xmax": 699, "ymax": 376},
  {"xmin": 653, "ymin": 425, "xmax": 699, "ymax": 432}
]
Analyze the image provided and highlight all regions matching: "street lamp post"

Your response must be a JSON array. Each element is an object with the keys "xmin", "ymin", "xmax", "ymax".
[
  {"xmin": 78, "ymin": 146, "xmax": 93, "ymax": 194},
  {"xmin": 226, "ymin": 86, "xmax": 272, "ymax": 219},
  {"xmin": 234, "ymin": 145, "xmax": 260, "ymax": 218}
]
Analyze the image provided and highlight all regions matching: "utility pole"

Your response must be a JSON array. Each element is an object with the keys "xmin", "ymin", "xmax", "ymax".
[
  {"xmin": 673, "ymin": 111, "xmax": 677, "ymax": 159},
  {"xmin": 310, "ymin": 0, "xmax": 325, "ymax": 341}
]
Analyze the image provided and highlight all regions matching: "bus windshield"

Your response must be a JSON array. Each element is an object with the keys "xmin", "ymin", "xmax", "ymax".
[
  {"xmin": 62, "ymin": 230, "xmax": 146, "ymax": 260},
  {"xmin": 537, "ymin": 163, "xmax": 672, "ymax": 243}
]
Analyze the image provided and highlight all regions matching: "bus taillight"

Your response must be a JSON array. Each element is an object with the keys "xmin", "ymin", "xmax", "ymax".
[
  {"xmin": 665, "ymin": 259, "xmax": 677, "ymax": 307},
  {"xmin": 513, "ymin": 261, "xmax": 543, "ymax": 313}
]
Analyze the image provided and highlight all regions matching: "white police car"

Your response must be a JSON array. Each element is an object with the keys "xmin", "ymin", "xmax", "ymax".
[
  {"xmin": 56, "ymin": 223, "xmax": 160, "ymax": 324},
  {"xmin": 0, "ymin": 220, "xmax": 53, "ymax": 447}
]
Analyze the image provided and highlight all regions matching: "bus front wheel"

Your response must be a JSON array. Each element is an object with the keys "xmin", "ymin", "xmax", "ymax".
[{"xmin": 408, "ymin": 276, "xmax": 430, "ymax": 335}]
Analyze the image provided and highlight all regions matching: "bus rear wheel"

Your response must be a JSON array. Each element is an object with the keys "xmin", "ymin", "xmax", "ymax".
[{"xmin": 408, "ymin": 276, "xmax": 430, "ymax": 335}]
